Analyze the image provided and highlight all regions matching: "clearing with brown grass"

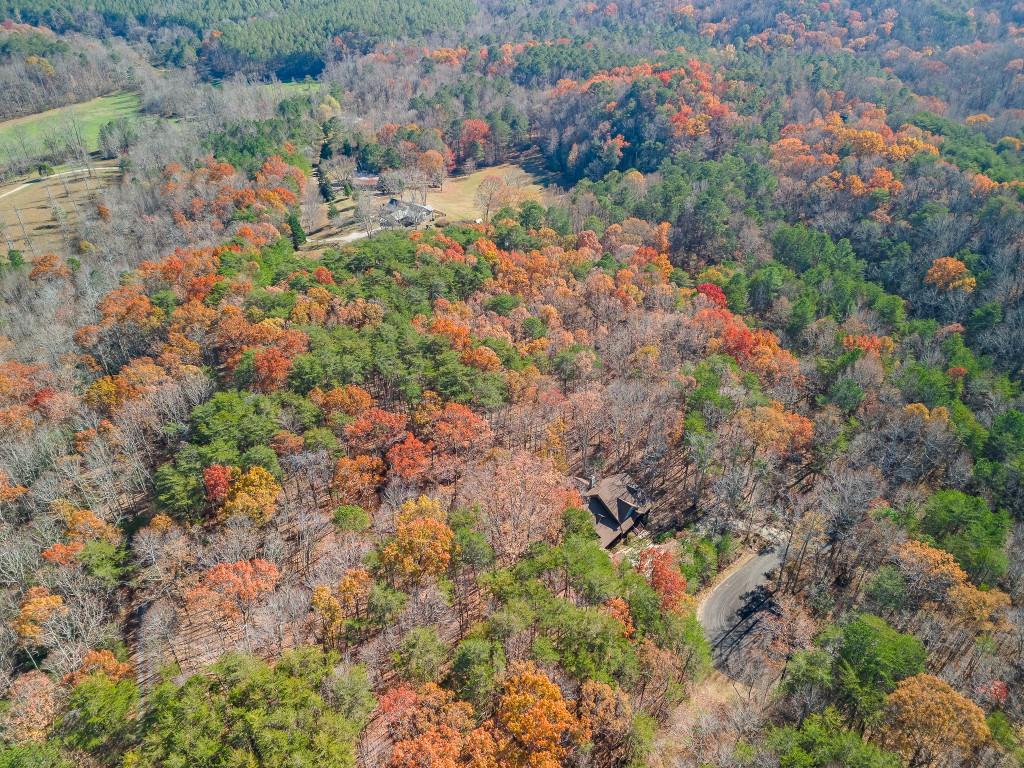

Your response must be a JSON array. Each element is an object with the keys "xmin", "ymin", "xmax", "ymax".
[
  {"xmin": 0, "ymin": 162, "xmax": 119, "ymax": 258},
  {"xmin": 426, "ymin": 163, "xmax": 549, "ymax": 221}
]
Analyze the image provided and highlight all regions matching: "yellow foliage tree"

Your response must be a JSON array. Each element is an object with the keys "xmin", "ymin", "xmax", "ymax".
[
  {"xmin": 379, "ymin": 496, "xmax": 453, "ymax": 586},
  {"xmin": 222, "ymin": 466, "xmax": 281, "ymax": 524},
  {"xmin": 311, "ymin": 586, "xmax": 344, "ymax": 648}
]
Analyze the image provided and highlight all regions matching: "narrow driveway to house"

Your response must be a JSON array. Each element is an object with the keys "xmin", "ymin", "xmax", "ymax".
[
  {"xmin": 697, "ymin": 546, "xmax": 782, "ymax": 666},
  {"xmin": 305, "ymin": 229, "xmax": 368, "ymax": 246}
]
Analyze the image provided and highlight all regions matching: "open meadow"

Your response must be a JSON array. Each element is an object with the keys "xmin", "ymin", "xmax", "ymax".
[{"xmin": 0, "ymin": 92, "xmax": 141, "ymax": 163}]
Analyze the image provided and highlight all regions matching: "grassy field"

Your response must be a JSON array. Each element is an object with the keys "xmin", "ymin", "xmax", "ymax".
[
  {"xmin": 426, "ymin": 163, "xmax": 547, "ymax": 221},
  {"xmin": 0, "ymin": 92, "xmax": 142, "ymax": 158},
  {"xmin": 276, "ymin": 80, "xmax": 321, "ymax": 96}
]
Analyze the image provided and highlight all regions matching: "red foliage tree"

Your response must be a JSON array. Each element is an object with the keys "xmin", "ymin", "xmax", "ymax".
[
  {"xmin": 637, "ymin": 548, "xmax": 688, "ymax": 611},
  {"xmin": 312, "ymin": 266, "xmax": 335, "ymax": 285},
  {"xmin": 344, "ymin": 408, "xmax": 409, "ymax": 454},
  {"xmin": 696, "ymin": 282, "xmax": 727, "ymax": 308},
  {"xmin": 429, "ymin": 402, "xmax": 493, "ymax": 482},
  {"xmin": 251, "ymin": 347, "xmax": 293, "ymax": 392},
  {"xmin": 387, "ymin": 433, "xmax": 433, "ymax": 481},
  {"xmin": 203, "ymin": 464, "xmax": 233, "ymax": 505}
]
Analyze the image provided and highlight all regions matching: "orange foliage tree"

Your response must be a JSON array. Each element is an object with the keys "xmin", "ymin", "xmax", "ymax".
[
  {"xmin": 461, "ymin": 449, "xmax": 579, "ymax": 565},
  {"xmin": 250, "ymin": 347, "xmax": 294, "ymax": 392},
  {"xmin": 384, "ymin": 683, "xmax": 475, "ymax": 768},
  {"xmin": 879, "ymin": 674, "xmax": 990, "ymax": 767},
  {"xmin": 333, "ymin": 454, "xmax": 385, "ymax": 508},
  {"xmin": 734, "ymin": 401, "xmax": 814, "ymax": 459},
  {"xmin": 14, "ymin": 587, "xmax": 66, "ymax": 646},
  {"xmin": 418, "ymin": 149, "xmax": 448, "ymax": 189},
  {"xmin": 311, "ymin": 566, "xmax": 371, "ymax": 648},
  {"xmin": 2, "ymin": 670, "xmax": 59, "ymax": 744},
  {"xmin": 459, "ymin": 118, "xmax": 491, "ymax": 161},
  {"xmin": 485, "ymin": 661, "xmax": 590, "ymax": 767},
  {"xmin": 311, "ymin": 384, "xmax": 375, "ymax": 419},
  {"xmin": 188, "ymin": 559, "xmax": 280, "ymax": 639},
  {"xmin": 65, "ymin": 649, "xmax": 133, "ymax": 687},
  {"xmin": 0, "ymin": 470, "xmax": 28, "ymax": 508},
  {"xmin": 924, "ymin": 257, "xmax": 976, "ymax": 293},
  {"xmin": 41, "ymin": 502, "xmax": 121, "ymax": 566},
  {"xmin": 383, "ymin": 663, "xmax": 590, "ymax": 767}
]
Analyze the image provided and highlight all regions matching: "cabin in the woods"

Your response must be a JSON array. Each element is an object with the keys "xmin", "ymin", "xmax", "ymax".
[
  {"xmin": 381, "ymin": 197, "xmax": 433, "ymax": 228},
  {"xmin": 577, "ymin": 473, "xmax": 651, "ymax": 548}
]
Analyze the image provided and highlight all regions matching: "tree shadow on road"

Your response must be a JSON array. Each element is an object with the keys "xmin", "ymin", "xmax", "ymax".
[{"xmin": 712, "ymin": 584, "xmax": 779, "ymax": 673}]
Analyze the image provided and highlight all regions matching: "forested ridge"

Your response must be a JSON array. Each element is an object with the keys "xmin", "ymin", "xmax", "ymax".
[
  {"xmin": 0, "ymin": 1, "xmax": 1023, "ymax": 767},
  {"xmin": 1, "ymin": 0, "xmax": 477, "ymax": 77}
]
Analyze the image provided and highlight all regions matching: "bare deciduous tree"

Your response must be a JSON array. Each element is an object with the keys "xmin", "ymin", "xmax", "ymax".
[
  {"xmin": 474, "ymin": 175, "xmax": 506, "ymax": 222},
  {"xmin": 355, "ymin": 194, "xmax": 384, "ymax": 237}
]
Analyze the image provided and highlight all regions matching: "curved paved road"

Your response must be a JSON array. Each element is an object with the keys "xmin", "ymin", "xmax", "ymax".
[{"xmin": 697, "ymin": 547, "xmax": 782, "ymax": 664}]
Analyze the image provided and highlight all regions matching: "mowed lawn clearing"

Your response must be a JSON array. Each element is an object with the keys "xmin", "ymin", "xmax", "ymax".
[
  {"xmin": 0, "ymin": 92, "xmax": 142, "ymax": 157},
  {"xmin": 425, "ymin": 163, "xmax": 548, "ymax": 221}
]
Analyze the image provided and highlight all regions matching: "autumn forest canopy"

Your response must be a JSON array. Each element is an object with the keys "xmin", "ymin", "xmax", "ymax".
[{"xmin": 0, "ymin": 1, "xmax": 1023, "ymax": 767}]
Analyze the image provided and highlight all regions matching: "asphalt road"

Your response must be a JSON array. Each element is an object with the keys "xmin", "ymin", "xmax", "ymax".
[{"xmin": 697, "ymin": 547, "xmax": 782, "ymax": 663}]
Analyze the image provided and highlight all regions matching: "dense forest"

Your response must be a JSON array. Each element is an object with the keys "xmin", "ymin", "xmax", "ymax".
[
  {"xmin": 0, "ymin": 0, "xmax": 477, "ymax": 77},
  {"xmin": 0, "ymin": 1, "xmax": 1023, "ymax": 767}
]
